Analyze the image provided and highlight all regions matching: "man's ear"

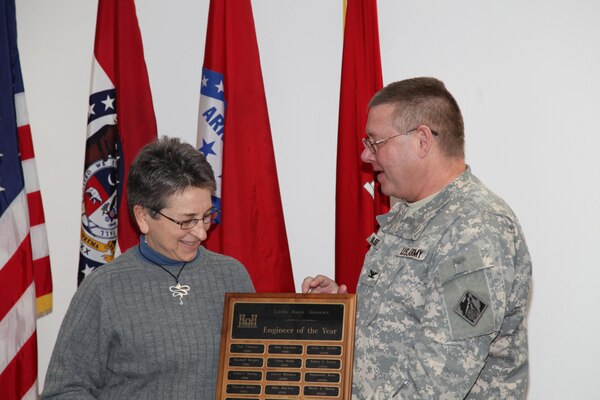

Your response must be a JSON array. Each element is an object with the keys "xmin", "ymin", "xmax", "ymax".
[
  {"xmin": 133, "ymin": 205, "xmax": 150, "ymax": 234},
  {"xmin": 416, "ymin": 125, "xmax": 435, "ymax": 158}
]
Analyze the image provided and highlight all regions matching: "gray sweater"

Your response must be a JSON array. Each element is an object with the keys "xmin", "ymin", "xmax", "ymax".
[{"xmin": 42, "ymin": 246, "xmax": 254, "ymax": 399}]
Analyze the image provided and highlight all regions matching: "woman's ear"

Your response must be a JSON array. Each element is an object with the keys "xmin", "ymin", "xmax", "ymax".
[{"xmin": 133, "ymin": 205, "xmax": 150, "ymax": 234}]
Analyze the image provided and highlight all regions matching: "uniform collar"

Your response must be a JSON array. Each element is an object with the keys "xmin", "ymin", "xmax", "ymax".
[{"xmin": 377, "ymin": 167, "xmax": 473, "ymax": 240}]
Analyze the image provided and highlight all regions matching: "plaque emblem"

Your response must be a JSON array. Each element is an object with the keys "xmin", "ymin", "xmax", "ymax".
[{"xmin": 238, "ymin": 314, "xmax": 258, "ymax": 328}]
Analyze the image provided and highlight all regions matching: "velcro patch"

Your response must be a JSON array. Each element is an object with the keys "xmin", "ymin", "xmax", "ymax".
[
  {"xmin": 366, "ymin": 233, "xmax": 381, "ymax": 248},
  {"xmin": 397, "ymin": 247, "xmax": 427, "ymax": 261},
  {"xmin": 442, "ymin": 270, "xmax": 495, "ymax": 339}
]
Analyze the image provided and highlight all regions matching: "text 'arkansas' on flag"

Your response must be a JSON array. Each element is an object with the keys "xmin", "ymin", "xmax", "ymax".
[
  {"xmin": 197, "ymin": 0, "xmax": 295, "ymax": 293},
  {"xmin": 198, "ymin": 67, "xmax": 224, "ymax": 221},
  {"xmin": 1, "ymin": 0, "xmax": 53, "ymax": 397},
  {"xmin": 78, "ymin": 0, "xmax": 157, "ymax": 284},
  {"xmin": 335, "ymin": 0, "xmax": 389, "ymax": 293}
]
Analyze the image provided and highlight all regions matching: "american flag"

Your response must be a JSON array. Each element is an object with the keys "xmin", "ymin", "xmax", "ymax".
[{"xmin": 0, "ymin": 0, "xmax": 52, "ymax": 398}]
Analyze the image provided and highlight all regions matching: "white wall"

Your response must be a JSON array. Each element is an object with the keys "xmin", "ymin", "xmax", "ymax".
[{"xmin": 14, "ymin": 0, "xmax": 600, "ymax": 398}]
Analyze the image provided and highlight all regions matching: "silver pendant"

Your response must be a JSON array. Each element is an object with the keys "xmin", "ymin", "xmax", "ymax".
[{"xmin": 169, "ymin": 283, "xmax": 191, "ymax": 305}]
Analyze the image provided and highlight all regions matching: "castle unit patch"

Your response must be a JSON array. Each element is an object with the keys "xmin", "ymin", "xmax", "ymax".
[
  {"xmin": 454, "ymin": 290, "xmax": 488, "ymax": 326},
  {"xmin": 367, "ymin": 233, "xmax": 381, "ymax": 248}
]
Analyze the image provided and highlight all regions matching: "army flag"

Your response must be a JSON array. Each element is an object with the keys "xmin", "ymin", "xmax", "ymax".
[
  {"xmin": 197, "ymin": 0, "xmax": 295, "ymax": 292},
  {"xmin": 0, "ymin": 0, "xmax": 53, "ymax": 397},
  {"xmin": 335, "ymin": 0, "xmax": 389, "ymax": 293},
  {"xmin": 79, "ymin": 0, "xmax": 157, "ymax": 284}
]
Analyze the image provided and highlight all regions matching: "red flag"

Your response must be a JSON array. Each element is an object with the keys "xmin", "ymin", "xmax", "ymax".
[
  {"xmin": 1, "ymin": 0, "xmax": 52, "ymax": 397},
  {"xmin": 197, "ymin": 0, "xmax": 295, "ymax": 293},
  {"xmin": 78, "ymin": 0, "xmax": 157, "ymax": 284},
  {"xmin": 335, "ymin": 0, "xmax": 389, "ymax": 293}
]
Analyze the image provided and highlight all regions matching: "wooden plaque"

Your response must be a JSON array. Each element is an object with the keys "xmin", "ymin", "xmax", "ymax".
[{"xmin": 216, "ymin": 293, "xmax": 356, "ymax": 400}]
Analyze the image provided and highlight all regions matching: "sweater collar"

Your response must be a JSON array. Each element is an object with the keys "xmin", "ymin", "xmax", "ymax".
[{"xmin": 137, "ymin": 235, "xmax": 200, "ymax": 266}]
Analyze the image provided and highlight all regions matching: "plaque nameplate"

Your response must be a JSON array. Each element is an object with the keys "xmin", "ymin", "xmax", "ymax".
[
  {"xmin": 268, "ymin": 344, "xmax": 303, "ymax": 354},
  {"xmin": 230, "ymin": 344, "xmax": 265, "ymax": 354},
  {"xmin": 304, "ymin": 385, "xmax": 340, "ymax": 397},
  {"xmin": 228, "ymin": 357, "xmax": 264, "ymax": 368},
  {"xmin": 216, "ymin": 293, "xmax": 356, "ymax": 400},
  {"xmin": 264, "ymin": 385, "xmax": 300, "ymax": 395},
  {"xmin": 225, "ymin": 384, "xmax": 261, "ymax": 395},
  {"xmin": 227, "ymin": 371, "xmax": 263, "ymax": 381},
  {"xmin": 305, "ymin": 372, "xmax": 340, "ymax": 383},
  {"xmin": 266, "ymin": 371, "xmax": 301, "ymax": 382},
  {"xmin": 266, "ymin": 358, "xmax": 302, "ymax": 369},
  {"xmin": 307, "ymin": 345, "xmax": 342, "ymax": 356},
  {"xmin": 305, "ymin": 358, "xmax": 341, "ymax": 369}
]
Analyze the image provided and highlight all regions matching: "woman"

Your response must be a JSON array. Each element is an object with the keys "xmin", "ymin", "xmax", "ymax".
[{"xmin": 42, "ymin": 137, "xmax": 254, "ymax": 399}]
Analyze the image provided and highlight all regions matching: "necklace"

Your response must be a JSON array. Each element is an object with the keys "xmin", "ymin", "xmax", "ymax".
[{"xmin": 138, "ymin": 245, "xmax": 191, "ymax": 305}]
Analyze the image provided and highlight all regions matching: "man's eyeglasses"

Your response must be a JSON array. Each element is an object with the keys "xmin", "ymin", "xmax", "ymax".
[
  {"xmin": 154, "ymin": 207, "xmax": 219, "ymax": 230},
  {"xmin": 362, "ymin": 127, "xmax": 438, "ymax": 154}
]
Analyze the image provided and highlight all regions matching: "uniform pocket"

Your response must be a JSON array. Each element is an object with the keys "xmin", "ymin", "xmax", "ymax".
[{"xmin": 438, "ymin": 247, "xmax": 497, "ymax": 340}]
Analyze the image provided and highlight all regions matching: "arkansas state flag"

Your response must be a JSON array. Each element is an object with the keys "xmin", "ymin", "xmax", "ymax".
[
  {"xmin": 1, "ymin": 0, "xmax": 52, "ymax": 397},
  {"xmin": 197, "ymin": 0, "xmax": 295, "ymax": 292},
  {"xmin": 335, "ymin": 0, "xmax": 389, "ymax": 293},
  {"xmin": 79, "ymin": 0, "xmax": 157, "ymax": 284}
]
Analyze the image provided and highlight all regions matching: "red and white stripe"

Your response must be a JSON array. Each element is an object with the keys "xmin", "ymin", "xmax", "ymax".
[{"xmin": 0, "ymin": 92, "xmax": 52, "ymax": 399}]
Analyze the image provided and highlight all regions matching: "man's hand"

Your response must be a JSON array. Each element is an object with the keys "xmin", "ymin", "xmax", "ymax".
[{"xmin": 301, "ymin": 275, "xmax": 348, "ymax": 294}]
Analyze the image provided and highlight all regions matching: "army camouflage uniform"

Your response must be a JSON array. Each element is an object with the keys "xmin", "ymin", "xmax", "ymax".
[{"xmin": 353, "ymin": 168, "xmax": 532, "ymax": 399}]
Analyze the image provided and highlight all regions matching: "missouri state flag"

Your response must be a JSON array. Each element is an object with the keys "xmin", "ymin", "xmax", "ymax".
[
  {"xmin": 79, "ymin": 0, "xmax": 157, "ymax": 284},
  {"xmin": 197, "ymin": 0, "xmax": 295, "ymax": 292}
]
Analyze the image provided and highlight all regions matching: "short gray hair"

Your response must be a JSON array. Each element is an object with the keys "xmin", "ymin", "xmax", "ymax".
[
  {"xmin": 369, "ymin": 77, "xmax": 465, "ymax": 158},
  {"xmin": 127, "ymin": 136, "xmax": 216, "ymax": 219}
]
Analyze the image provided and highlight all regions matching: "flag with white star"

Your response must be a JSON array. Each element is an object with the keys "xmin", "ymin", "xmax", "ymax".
[
  {"xmin": 0, "ymin": 0, "xmax": 52, "ymax": 396},
  {"xmin": 196, "ymin": 0, "xmax": 295, "ymax": 293},
  {"xmin": 78, "ymin": 0, "xmax": 157, "ymax": 284},
  {"xmin": 197, "ymin": 67, "xmax": 225, "ymax": 220}
]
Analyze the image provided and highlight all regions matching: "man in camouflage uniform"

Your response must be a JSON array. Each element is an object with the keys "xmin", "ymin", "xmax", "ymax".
[{"xmin": 303, "ymin": 77, "xmax": 532, "ymax": 399}]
